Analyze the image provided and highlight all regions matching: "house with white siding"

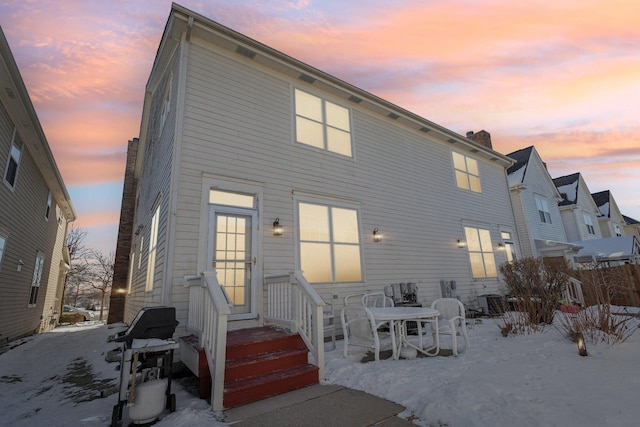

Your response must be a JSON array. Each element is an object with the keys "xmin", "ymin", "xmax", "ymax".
[
  {"xmin": 592, "ymin": 190, "xmax": 626, "ymax": 238},
  {"xmin": 506, "ymin": 146, "xmax": 581, "ymax": 259},
  {"xmin": 552, "ymin": 173, "xmax": 603, "ymax": 243},
  {"xmin": 0, "ymin": 28, "xmax": 75, "ymax": 343},
  {"xmin": 116, "ymin": 4, "xmax": 520, "ymax": 409}
]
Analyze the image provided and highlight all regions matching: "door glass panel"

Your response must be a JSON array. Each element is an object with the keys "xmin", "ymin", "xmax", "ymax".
[{"xmin": 213, "ymin": 213, "xmax": 252, "ymax": 314}]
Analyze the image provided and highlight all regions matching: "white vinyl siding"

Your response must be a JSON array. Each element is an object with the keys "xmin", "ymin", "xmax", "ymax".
[
  {"xmin": 294, "ymin": 88, "xmax": 352, "ymax": 157},
  {"xmin": 452, "ymin": 151, "xmax": 481, "ymax": 193}
]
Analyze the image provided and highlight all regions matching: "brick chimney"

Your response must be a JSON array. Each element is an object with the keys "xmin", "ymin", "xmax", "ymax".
[
  {"xmin": 108, "ymin": 138, "xmax": 139, "ymax": 324},
  {"xmin": 466, "ymin": 130, "xmax": 492, "ymax": 150}
]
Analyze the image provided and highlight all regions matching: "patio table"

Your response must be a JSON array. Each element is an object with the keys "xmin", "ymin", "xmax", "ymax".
[{"xmin": 368, "ymin": 306, "xmax": 439, "ymax": 359}]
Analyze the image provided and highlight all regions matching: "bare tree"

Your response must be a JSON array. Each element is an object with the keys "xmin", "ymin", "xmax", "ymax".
[
  {"xmin": 89, "ymin": 250, "xmax": 114, "ymax": 321},
  {"xmin": 64, "ymin": 225, "xmax": 94, "ymax": 308}
]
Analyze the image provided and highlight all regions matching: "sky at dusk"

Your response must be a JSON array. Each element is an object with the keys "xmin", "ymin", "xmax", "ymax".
[{"xmin": 1, "ymin": 0, "xmax": 639, "ymax": 254}]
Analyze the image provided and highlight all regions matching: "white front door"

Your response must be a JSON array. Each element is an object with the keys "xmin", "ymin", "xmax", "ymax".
[{"xmin": 209, "ymin": 206, "xmax": 257, "ymax": 318}]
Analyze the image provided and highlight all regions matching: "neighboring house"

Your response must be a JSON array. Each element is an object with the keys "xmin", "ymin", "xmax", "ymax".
[
  {"xmin": 622, "ymin": 215, "xmax": 640, "ymax": 240},
  {"xmin": 573, "ymin": 235, "xmax": 640, "ymax": 266},
  {"xmin": 506, "ymin": 146, "xmax": 581, "ymax": 259},
  {"xmin": 112, "ymin": 5, "xmax": 521, "ymax": 404},
  {"xmin": 552, "ymin": 173, "xmax": 602, "ymax": 242},
  {"xmin": 0, "ymin": 28, "xmax": 76, "ymax": 343},
  {"xmin": 592, "ymin": 190, "xmax": 626, "ymax": 238}
]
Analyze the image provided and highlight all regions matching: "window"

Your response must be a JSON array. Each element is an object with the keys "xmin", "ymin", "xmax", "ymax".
[
  {"xmin": 45, "ymin": 192, "xmax": 52, "ymax": 220},
  {"xmin": 145, "ymin": 205, "xmax": 160, "ymax": 292},
  {"xmin": 159, "ymin": 77, "xmax": 171, "ymax": 133},
  {"xmin": 298, "ymin": 202, "xmax": 362, "ymax": 283},
  {"xmin": 0, "ymin": 234, "xmax": 6, "ymax": 269},
  {"xmin": 500, "ymin": 231, "xmax": 516, "ymax": 263},
  {"xmin": 584, "ymin": 214, "xmax": 595, "ymax": 235},
  {"xmin": 452, "ymin": 152, "xmax": 481, "ymax": 193},
  {"xmin": 614, "ymin": 224, "xmax": 622, "ymax": 237},
  {"xmin": 138, "ymin": 236, "xmax": 144, "ymax": 271},
  {"xmin": 535, "ymin": 196, "xmax": 552, "ymax": 224},
  {"xmin": 294, "ymin": 89, "xmax": 352, "ymax": 157},
  {"xmin": 4, "ymin": 141, "xmax": 21, "ymax": 189},
  {"xmin": 29, "ymin": 254, "xmax": 45, "ymax": 306},
  {"xmin": 464, "ymin": 226, "xmax": 497, "ymax": 278},
  {"xmin": 209, "ymin": 189, "xmax": 254, "ymax": 208}
]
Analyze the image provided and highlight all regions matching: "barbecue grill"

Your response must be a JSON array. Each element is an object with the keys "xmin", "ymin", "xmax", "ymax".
[{"xmin": 110, "ymin": 306, "xmax": 179, "ymax": 427}]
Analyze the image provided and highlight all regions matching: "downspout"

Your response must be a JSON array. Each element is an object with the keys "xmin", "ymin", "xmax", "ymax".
[{"xmin": 161, "ymin": 16, "xmax": 193, "ymax": 307}]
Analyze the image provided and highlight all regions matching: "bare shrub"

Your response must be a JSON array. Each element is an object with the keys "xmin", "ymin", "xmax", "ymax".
[
  {"xmin": 556, "ymin": 306, "xmax": 637, "ymax": 345},
  {"xmin": 558, "ymin": 263, "xmax": 638, "ymax": 345},
  {"xmin": 499, "ymin": 257, "xmax": 571, "ymax": 331},
  {"xmin": 497, "ymin": 311, "xmax": 545, "ymax": 337}
]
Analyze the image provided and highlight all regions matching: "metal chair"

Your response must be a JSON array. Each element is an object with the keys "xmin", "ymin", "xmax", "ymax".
[
  {"xmin": 341, "ymin": 293, "xmax": 395, "ymax": 361},
  {"xmin": 430, "ymin": 298, "xmax": 470, "ymax": 356}
]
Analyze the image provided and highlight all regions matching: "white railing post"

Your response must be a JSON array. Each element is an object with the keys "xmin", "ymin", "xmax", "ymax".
[
  {"xmin": 264, "ymin": 271, "xmax": 325, "ymax": 378},
  {"xmin": 184, "ymin": 271, "xmax": 231, "ymax": 412}
]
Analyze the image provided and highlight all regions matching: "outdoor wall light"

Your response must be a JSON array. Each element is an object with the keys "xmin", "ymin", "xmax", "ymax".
[
  {"xmin": 373, "ymin": 228, "xmax": 382, "ymax": 242},
  {"xmin": 456, "ymin": 239, "xmax": 466, "ymax": 248},
  {"xmin": 576, "ymin": 332, "xmax": 588, "ymax": 356},
  {"xmin": 497, "ymin": 241, "xmax": 505, "ymax": 250},
  {"xmin": 17, "ymin": 259, "xmax": 24, "ymax": 272},
  {"xmin": 273, "ymin": 218, "xmax": 283, "ymax": 236}
]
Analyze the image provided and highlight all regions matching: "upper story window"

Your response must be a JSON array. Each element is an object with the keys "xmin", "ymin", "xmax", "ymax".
[
  {"xmin": 464, "ymin": 226, "xmax": 497, "ymax": 278},
  {"xmin": 145, "ymin": 204, "xmax": 160, "ymax": 292},
  {"xmin": 29, "ymin": 253, "xmax": 45, "ymax": 306},
  {"xmin": 294, "ymin": 88, "xmax": 352, "ymax": 157},
  {"xmin": 45, "ymin": 192, "xmax": 52, "ymax": 220},
  {"xmin": 0, "ymin": 234, "xmax": 6, "ymax": 270},
  {"xmin": 298, "ymin": 201, "xmax": 362, "ymax": 283},
  {"xmin": 535, "ymin": 196, "xmax": 552, "ymax": 224},
  {"xmin": 584, "ymin": 214, "xmax": 595, "ymax": 235},
  {"xmin": 614, "ymin": 224, "xmax": 622, "ymax": 237},
  {"xmin": 4, "ymin": 141, "xmax": 21, "ymax": 189},
  {"xmin": 452, "ymin": 152, "xmax": 481, "ymax": 193}
]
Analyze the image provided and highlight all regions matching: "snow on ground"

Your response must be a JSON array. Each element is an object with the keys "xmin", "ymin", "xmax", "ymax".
[{"xmin": 1, "ymin": 310, "xmax": 639, "ymax": 427}]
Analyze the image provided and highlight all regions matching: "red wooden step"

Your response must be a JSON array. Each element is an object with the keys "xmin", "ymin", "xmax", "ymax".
[
  {"xmin": 226, "ymin": 327, "xmax": 306, "ymax": 359},
  {"xmin": 223, "ymin": 363, "xmax": 319, "ymax": 408},
  {"xmin": 225, "ymin": 347, "xmax": 309, "ymax": 382}
]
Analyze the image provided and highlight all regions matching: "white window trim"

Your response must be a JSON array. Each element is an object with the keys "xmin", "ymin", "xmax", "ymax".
[
  {"xmin": 0, "ymin": 233, "xmax": 7, "ymax": 271},
  {"xmin": 452, "ymin": 151, "xmax": 482, "ymax": 193},
  {"xmin": 145, "ymin": 203, "xmax": 160, "ymax": 292},
  {"xmin": 28, "ymin": 253, "xmax": 45, "ymax": 306},
  {"xmin": 535, "ymin": 195, "xmax": 552, "ymax": 224},
  {"xmin": 293, "ymin": 87, "xmax": 353, "ymax": 158},
  {"xmin": 4, "ymin": 128, "xmax": 21, "ymax": 190},
  {"xmin": 464, "ymin": 226, "xmax": 498, "ymax": 279},
  {"xmin": 296, "ymin": 198, "xmax": 364, "ymax": 284}
]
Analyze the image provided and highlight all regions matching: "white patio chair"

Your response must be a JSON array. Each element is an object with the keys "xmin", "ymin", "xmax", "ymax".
[
  {"xmin": 430, "ymin": 298, "xmax": 470, "ymax": 356},
  {"xmin": 322, "ymin": 298, "xmax": 336, "ymax": 350},
  {"xmin": 341, "ymin": 293, "xmax": 395, "ymax": 361},
  {"xmin": 362, "ymin": 291, "xmax": 394, "ymax": 308}
]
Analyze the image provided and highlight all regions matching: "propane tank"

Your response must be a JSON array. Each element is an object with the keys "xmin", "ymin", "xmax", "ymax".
[{"xmin": 128, "ymin": 378, "xmax": 168, "ymax": 424}]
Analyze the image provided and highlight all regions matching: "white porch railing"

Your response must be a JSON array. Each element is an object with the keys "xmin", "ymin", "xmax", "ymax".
[
  {"xmin": 184, "ymin": 271, "xmax": 231, "ymax": 412},
  {"xmin": 564, "ymin": 276, "xmax": 585, "ymax": 307},
  {"xmin": 264, "ymin": 271, "xmax": 325, "ymax": 379}
]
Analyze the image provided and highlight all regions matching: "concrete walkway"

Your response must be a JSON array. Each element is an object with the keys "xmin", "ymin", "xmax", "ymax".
[{"xmin": 223, "ymin": 384, "xmax": 417, "ymax": 426}]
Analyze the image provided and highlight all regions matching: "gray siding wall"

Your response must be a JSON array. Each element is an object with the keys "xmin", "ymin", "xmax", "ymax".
[
  {"xmin": 164, "ymin": 38, "xmax": 519, "ymax": 322},
  {"xmin": 0, "ymin": 101, "xmax": 62, "ymax": 343},
  {"xmin": 124, "ymin": 52, "xmax": 180, "ymax": 323},
  {"xmin": 520, "ymin": 159, "xmax": 567, "ymax": 255}
]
